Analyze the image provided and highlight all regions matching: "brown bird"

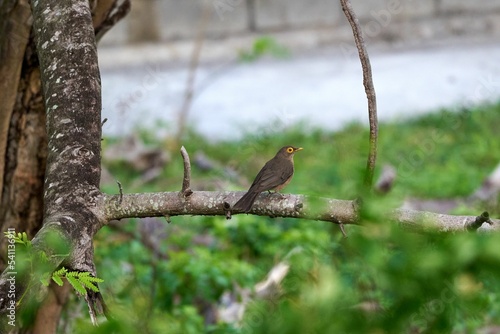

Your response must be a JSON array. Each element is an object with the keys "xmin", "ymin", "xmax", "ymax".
[{"xmin": 233, "ymin": 146, "xmax": 303, "ymax": 213}]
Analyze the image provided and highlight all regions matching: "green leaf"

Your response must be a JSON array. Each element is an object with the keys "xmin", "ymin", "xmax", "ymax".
[
  {"xmin": 54, "ymin": 267, "xmax": 68, "ymax": 276},
  {"xmin": 52, "ymin": 274, "xmax": 64, "ymax": 286},
  {"xmin": 66, "ymin": 271, "xmax": 78, "ymax": 277},
  {"xmin": 77, "ymin": 272, "xmax": 103, "ymax": 292},
  {"xmin": 66, "ymin": 275, "xmax": 86, "ymax": 294},
  {"xmin": 79, "ymin": 279, "xmax": 100, "ymax": 292}
]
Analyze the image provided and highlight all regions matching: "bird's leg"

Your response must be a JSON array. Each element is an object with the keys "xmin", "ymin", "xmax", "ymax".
[
  {"xmin": 268, "ymin": 190, "xmax": 286, "ymax": 199},
  {"xmin": 274, "ymin": 190, "xmax": 286, "ymax": 199}
]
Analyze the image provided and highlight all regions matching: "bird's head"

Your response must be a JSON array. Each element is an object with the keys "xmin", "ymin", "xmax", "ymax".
[{"xmin": 277, "ymin": 146, "xmax": 303, "ymax": 159}]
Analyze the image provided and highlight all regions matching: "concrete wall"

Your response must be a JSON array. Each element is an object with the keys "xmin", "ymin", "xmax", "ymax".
[{"xmin": 99, "ymin": 0, "xmax": 500, "ymax": 46}]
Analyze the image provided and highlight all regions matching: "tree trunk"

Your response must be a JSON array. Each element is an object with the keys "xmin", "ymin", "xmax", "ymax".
[
  {"xmin": 0, "ymin": 0, "xmax": 43, "ymax": 269},
  {"xmin": 0, "ymin": 0, "xmax": 130, "ymax": 332}
]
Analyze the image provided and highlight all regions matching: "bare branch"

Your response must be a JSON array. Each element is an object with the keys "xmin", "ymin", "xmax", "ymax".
[
  {"xmin": 116, "ymin": 180, "xmax": 123, "ymax": 205},
  {"xmin": 340, "ymin": 0, "xmax": 378, "ymax": 188},
  {"xmin": 180, "ymin": 146, "xmax": 193, "ymax": 197},
  {"xmin": 102, "ymin": 191, "xmax": 500, "ymax": 232},
  {"xmin": 393, "ymin": 209, "xmax": 498, "ymax": 232},
  {"xmin": 175, "ymin": 3, "xmax": 211, "ymax": 143},
  {"xmin": 104, "ymin": 192, "xmax": 358, "ymax": 224},
  {"xmin": 93, "ymin": 0, "xmax": 131, "ymax": 42}
]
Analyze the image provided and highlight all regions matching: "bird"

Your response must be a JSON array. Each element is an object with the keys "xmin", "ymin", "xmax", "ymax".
[{"xmin": 233, "ymin": 146, "xmax": 303, "ymax": 213}]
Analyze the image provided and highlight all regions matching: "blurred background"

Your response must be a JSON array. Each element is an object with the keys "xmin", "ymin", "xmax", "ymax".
[
  {"xmin": 78, "ymin": 1, "xmax": 500, "ymax": 333},
  {"xmin": 98, "ymin": 0, "xmax": 500, "ymax": 140}
]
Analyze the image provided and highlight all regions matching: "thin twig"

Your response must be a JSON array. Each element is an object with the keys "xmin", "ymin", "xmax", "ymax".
[
  {"xmin": 340, "ymin": 0, "xmax": 378, "ymax": 188},
  {"xmin": 339, "ymin": 223, "xmax": 348, "ymax": 238},
  {"xmin": 116, "ymin": 180, "xmax": 123, "ymax": 205},
  {"xmin": 175, "ymin": 2, "xmax": 211, "ymax": 143},
  {"xmin": 180, "ymin": 146, "xmax": 193, "ymax": 197},
  {"xmin": 101, "ymin": 118, "xmax": 108, "ymax": 127}
]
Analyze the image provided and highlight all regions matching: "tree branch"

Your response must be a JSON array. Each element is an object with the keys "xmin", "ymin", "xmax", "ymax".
[
  {"xmin": 393, "ymin": 209, "xmax": 498, "ymax": 232},
  {"xmin": 93, "ymin": 0, "xmax": 131, "ymax": 42},
  {"xmin": 102, "ymin": 191, "xmax": 499, "ymax": 232},
  {"xmin": 175, "ymin": 3, "xmax": 211, "ymax": 143},
  {"xmin": 340, "ymin": 0, "xmax": 378, "ymax": 188},
  {"xmin": 103, "ymin": 192, "xmax": 358, "ymax": 224}
]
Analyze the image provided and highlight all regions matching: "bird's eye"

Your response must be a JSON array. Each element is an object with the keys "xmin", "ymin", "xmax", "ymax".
[{"xmin": 287, "ymin": 147, "xmax": 294, "ymax": 153}]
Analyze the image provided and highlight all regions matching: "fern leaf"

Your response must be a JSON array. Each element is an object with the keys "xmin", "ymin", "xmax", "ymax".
[
  {"xmin": 66, "ymin": 271, "xmax": 79, "ymax": 277},
  {"xmin": 77, "ymin": 272, "xmax": 103, "ymax": 292},
  {"xmin": 80, "ymin": 280, "xmax": 99, "ymax": 292},
  {"xmin": 52, "ymin": 274, "xmax": 64, "ymax": 286},
  {"xmin": 78, "ymin": 272, "xmax": 104, "ymax": 283},
  {"xmin": 66, "ymin": 275, "xmax": 86, "ymax": 294},
  {"xmin": 54, "ymin": 267, "xmax": 68, "ymax": 276},
  {"xmin": 13, "ymin": 233, "xmax": 26, "ymax": 245}
]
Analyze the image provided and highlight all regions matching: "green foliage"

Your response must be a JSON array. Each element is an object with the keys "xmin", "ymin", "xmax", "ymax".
[
  {"xmin": 43, "ymin": 268, "xmax": 104, "ymax": 294},
  {"xmin": 3, "ymin": 231, "xmax": 103, "ymax": 297},
  {"xmin": 90, "ymin": 103, "xmax": 500, "ymax": 333},
  {"xmin": 240, "ymin": 220, "xmax": 500, "ymax": 333},
  {"xmin": 238, "ymin": 36, "xmax": 290, "ymax": 62},
  {"xmin": 10, "ymin": 231, "xmax": 30, "ymax": 245}
]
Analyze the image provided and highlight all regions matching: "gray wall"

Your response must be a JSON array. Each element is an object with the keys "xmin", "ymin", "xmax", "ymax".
[{"xmin": 100, "ymin": 0, "xmax": 500, "ymax": 46}]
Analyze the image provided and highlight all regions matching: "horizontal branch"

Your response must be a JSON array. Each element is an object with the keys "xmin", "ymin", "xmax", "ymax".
[
  {"xmin": 393, "ymin": 209, "xmax": 498, "ymax": 232},
  {"xmin": 102, "ymin": 191, "xmax": 499, "ymax": 232},
  {"xmin": 103, "ymin": 191, "xmax": 358, "ymax": 224}
]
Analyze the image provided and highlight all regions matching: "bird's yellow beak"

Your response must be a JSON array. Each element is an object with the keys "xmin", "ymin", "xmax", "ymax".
[{"xmin": 295, "ymin": 147, "xmax": 303, "ymax": 152}]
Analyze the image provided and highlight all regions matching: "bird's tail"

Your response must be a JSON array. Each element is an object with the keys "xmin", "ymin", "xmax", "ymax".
[{"xmin": 233, "ymin": 191, "xmax": 260, "ymax": 213}]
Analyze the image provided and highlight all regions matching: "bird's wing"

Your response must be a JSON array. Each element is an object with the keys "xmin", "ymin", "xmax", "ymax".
[{"xmin": 248, "ymin": 159, "xmax": 293, "ymax": 193}]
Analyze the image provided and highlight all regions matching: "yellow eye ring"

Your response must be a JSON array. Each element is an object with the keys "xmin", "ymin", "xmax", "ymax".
[{"xmin": 287, "ymin": 147, "xmax": 294, "ymax": 153}]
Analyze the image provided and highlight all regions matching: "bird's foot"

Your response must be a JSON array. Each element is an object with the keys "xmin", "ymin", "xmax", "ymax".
[
  {"xmin": 277, "ymin": 192, "xmax": 286, "ymax": 199},
  {"xmin": 267, "ymin": 190, "xmax": 286, "ymax": 199}
]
